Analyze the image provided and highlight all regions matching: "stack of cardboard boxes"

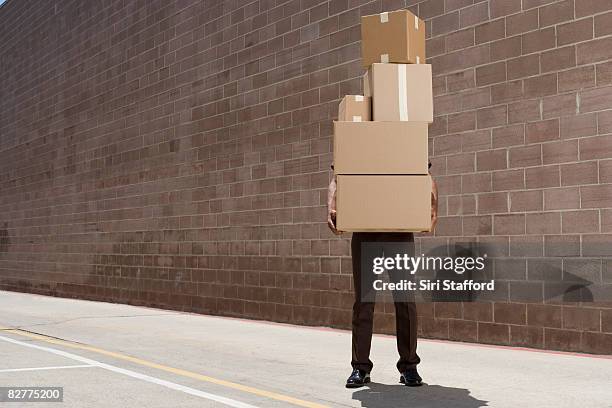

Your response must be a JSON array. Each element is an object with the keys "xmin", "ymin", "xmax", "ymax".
[{"xmin": 334, "ymin": 9, "xmax": 433, "ymax": 232}]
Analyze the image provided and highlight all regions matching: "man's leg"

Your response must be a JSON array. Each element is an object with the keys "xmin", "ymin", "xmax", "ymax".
[
  {"xmin": 387, "ymin": 233, "xmax": 421, "ymax": 373},
  {"xmin": 350, "ymin": 232, "xmax": 375, "ymax": 373}
]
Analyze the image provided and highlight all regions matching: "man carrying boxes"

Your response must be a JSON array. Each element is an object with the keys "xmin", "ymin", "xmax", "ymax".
[{"xmin": 326, "ymin": 9, "xmax": 438, "ymax": 388}]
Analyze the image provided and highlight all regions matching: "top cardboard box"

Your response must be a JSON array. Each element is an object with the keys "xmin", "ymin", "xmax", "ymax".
[{"xmin": 361, "ymin": 9, "xmax": 426, "ymax": 67}]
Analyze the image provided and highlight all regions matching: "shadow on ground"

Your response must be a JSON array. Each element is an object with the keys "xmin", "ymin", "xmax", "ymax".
[{"xmin": 352, "ymin": 382, "xmax": 488, "ymax": 408}]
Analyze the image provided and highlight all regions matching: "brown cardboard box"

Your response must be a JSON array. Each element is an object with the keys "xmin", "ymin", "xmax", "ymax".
[
  {"xmin": 333, "ymin": 121, "xmax": 429, "ymax": 174},
  {"xmin": 336, "ymin": 175, "xmax": 432, "ymax": 232},
  {"xmin": 338, "ymin": 95, "xmax": 372, "ymax": 122},
  {"xmin": 364, "ymin": 63, "xmax": 433, "ymax": 123},
  {"xmin": 361, "ymin": 9, "xmax": 426, "ymax": 67}
]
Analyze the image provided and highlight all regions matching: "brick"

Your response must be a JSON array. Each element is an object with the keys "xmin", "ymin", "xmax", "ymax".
[
  {"xmin": 542, "ymin": 140, "xmax": 578, "ymax": 164},
  {"xmin": 521, "ymin": 28, "xmax": 556, "ymax": 55},
  {"xmin": 492, "ymin": 169, "xmax": 525, "ymax": 191},
  {"xmin": 542, "ymin": 93, "xmax": 577, "ymax": 119},
  {"xmin": 476, "ymin": 61, "xmax": 507, "ymax": 86},
  {"xmin": 490, "ymin": 36, "xmax": 523, "ymax": 62},
  {"xmin": 509, "ymin": 144, "xmax": 542, "ymax": 168},
  {"xmin": 596, "ymin": 61, "xmax": 612, "ymax": 85},
  {"xmin": 544, "ymin": 234, "xmax": 581, "ymax": 256},
  {"xmin": 577, "ymin": 37, "xmax": 612, "ymax": 65},
  {"xmin": 490, "ymin": 0, "xmax": 521, "ymax": 18},
  {"xmin": 524, "ymin": 73, "xmax": 558, "ymax": 98},
  {"xmin": 539, "ymin": 0, "xmax": 574, "ymax": 27},
  {"xmin": 447, "ymin": 69, "xmax": 476, "ymax": 92},
  {"xmin": 544, "ymin": 187, "xmax": 581, "ymax": 210},
  {"xmin": 575, "ymin": 0, "xmax": 612, "ymax": 18},
  {"xmin": 449, "ymin": 320, "xmax": 478, "ymax": 342},
  {"xmin": 494, "ymin": 214, "xmax": 526, "ymax": 235},
  {"xmin": 528, "ymin": 304, "xmax": 562, "ymax": 327},
  {"xmin": 461, "ymin": 129, "xmax": 492, "ymax": 151},
  {"xmin": 540, "ymin": 46, "xmax": 576, "ymax": 73},
  {"xmin": 463, "ymin": 302, "xmax": 493, "ymax": 321},
  {"xmin": 527, "ymin": 257, "xmax": 562, "ymax": 280},
  {"xmin": 493, "ymin": 124, "xmax": 525, "ymax": 148},
  {"xmin": 459, "ymin": 2, "xmax": 490, "ymax": 28},
  {"xmin": 510, "ymin": 190, "xmax": 543, "ymax": 212},
  {"xmin": 557, "ymin": 17, "xmax": 594, "ymax": 46},
  {"xmin": 507, "ymin": 54, "xmax": 540, "ymax": 80},
  {"xmin": 477, "ymin": 149, "xmax": 507, "ymax": 171},
  {"xmin": 478, "ymin": 192, "xmax": 509, "ymax": 214},
  {"xmin": 560, "ymin": 161, "xmax": 598, "ymax": 186},
  {"xmin": 526, "ymin": 212, "xmax": 561, "ymax": 234},
  {"xmin": 579, "ymin": 135, "xmax": 612, "ymax": 160},
  {"xmin": 475, "ymin": 19, "xmax": 505, "ymax": 44},
  {"xmin": 478, "ymin": 322, "xmax": 510, "ymax": 344},
  {"xmin": 506, "ymin": 9, "xmax": 539, "ymax": 36},
  {"xmin": 599, "ymin": 110, "xmax": 612, "ymax": 134},
  {"xmin": 582, "ymin": 332, "xmax": 612, "ymax": 354},
  {"xmin": 510, "ymin": 326, "xmax": 544, "ymax": 348},
  {"xmin": 477, "ymin": 105, "xmax": 507, "ymax": 128},
  {"xmin": 494, "ymin": 303, "xmax": 526, "ymax": 324},
  {"xmin": 544, "ymin": 329, "xmax": 582, "ymax": 352},
  {"xmin": 595, "ymin": 11, "xmax": 612, "ymax": 37},
  {"xmin": 580, "ymin": 86, "xmax": 612, "ymax": 113},
  {"xmin": 561, "ymin": 113, "xmax": 597, "ymax": 139},
  {"xmin": 558, "ymin": 66, "xmax": 596, "ymax": 92},
  {"xmin": 448, "ymin": 111, "xmax": 477, "ymax": 133},
  {"xmin": 445, "ymin": 28, "xmax": 475, "ymax": 52},
  {"xmin": 581, "ymin": 184, "xmax": 612, "ymax": 208},
  {"xmin": 526, "ymin": 165, "xmax": 560, "ymax": 189},
  {"xmin": 462, "ymin": 173, "xmax": 492, "ymax": 193},
  {"xmin": 491, "ymin": 80, "xmax": 524, "ymax": 104},
  {"xmin": 430, "ymin": 12, "xmax": 459, "ymax": 37},
  {"xmin": 562, "ymin": 210, "xmax": 600, "ymax": 233},
  {"xmin": 526, "ymin": 119, "xmax": 560, "ymax": 144},
  {"xmin": 508, "ymin": 99, "xmax": 541, "ymax": 124},
  {"xmin": 463, "ymin": 215, "xmax": 493, "ymax": 235},
  {"xmin": 446, "ymin": 152, "xmax": 474, "ymax": 174},
  {"xmin": 600, "ymin": 159, "xmax": 612, "ymax": 183},
  {"xmin": 604, "ymin": 309, "xmax": 612, "ymax": 332}
]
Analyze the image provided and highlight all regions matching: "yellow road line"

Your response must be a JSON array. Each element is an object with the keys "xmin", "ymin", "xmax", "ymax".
[{"xmin": 0, "ymin": 327, "xmax": 329, "ymax": 408}]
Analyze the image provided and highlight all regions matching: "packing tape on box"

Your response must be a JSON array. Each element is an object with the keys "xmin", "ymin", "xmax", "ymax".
[
  {"xmin": 352, "ymin": 116, "xmax": 362, "ymax": 122},
  {"xmin": 415, "ymin": 16, "xmax": 418, "ymax": 30},
  {"xmin": 380, "ymin": 12, "xmax": 388, "ymax": 23},
  {"xmin": 380, "ymin": 53, "xmax": 389, "ymax": 63},
  {"xmin": 398, "ymin": 64, "xmax": 408, "ymax": 121},
  {"xmin": 355, "ymin": 95, "xmax": 363, "ymax": 101},
  {"xmin": 416, "ymin": 56, "xmax": 420, "ymax": 64}
]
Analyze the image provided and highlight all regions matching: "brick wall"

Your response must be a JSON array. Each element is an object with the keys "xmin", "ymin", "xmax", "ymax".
[{"xmin": 1, "ymin": 0, "xmax": 611, "ymax": 354}]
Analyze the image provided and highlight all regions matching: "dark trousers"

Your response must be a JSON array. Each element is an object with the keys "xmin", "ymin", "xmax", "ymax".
[{"xmin": 350, "ymin": 232, "xmax": 420, "ymax": 373}]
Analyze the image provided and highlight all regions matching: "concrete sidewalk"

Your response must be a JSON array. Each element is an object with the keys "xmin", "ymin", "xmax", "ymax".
[{"xmin": 0, "ymin": 290, "xmax": 611, "ymax": 408}]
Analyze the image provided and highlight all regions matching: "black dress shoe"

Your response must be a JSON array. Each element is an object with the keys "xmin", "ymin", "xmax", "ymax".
[
  {"xmin": 346, "ymin": 369, "xmax": 371, "ymax": 388},
  {"xmin": 400, "ymin": 368, "xmax": 423, "ymax": 386}
]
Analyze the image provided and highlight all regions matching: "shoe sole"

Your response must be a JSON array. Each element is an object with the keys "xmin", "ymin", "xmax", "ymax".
[
  {"xmin": 400, "ymin": 376, "xmax": 423, "ymax": 387},
  {"xmin": 345, "ymin": 377, "xmax": 371, "ymax": 388}
]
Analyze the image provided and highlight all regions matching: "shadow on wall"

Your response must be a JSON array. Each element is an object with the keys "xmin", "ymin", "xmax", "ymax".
[{"xmin": 352, "ymin": 382, "xmax": 488, "ymax": 408}]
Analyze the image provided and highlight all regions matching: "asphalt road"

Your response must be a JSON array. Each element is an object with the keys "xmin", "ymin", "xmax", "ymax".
[{"xmin": 0, "ymin": 290, "xmax": 611, "ymax": 407}]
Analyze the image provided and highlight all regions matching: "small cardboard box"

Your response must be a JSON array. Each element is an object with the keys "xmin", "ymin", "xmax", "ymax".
[
  {"xmin": 361, "ymin": 9, "xmax": 426, "ymax": 67},
  {"xmin": 336, "ymin": 175, "xmax": 432, "ymax": 232},
  {"xmin": 333, "ymin": 121, "xmax": 428, "ymax": 175},
  {"xmin": 338, "ymin": 95, "xmax": 372, "ymax": 122},
  {"xmin": 364, "ymin": 63, "xmax": 433, "ymax": 123}
]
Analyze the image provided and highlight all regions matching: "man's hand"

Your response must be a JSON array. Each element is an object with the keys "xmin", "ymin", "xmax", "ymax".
[
  {"xmin": 328, "ymin": 208, "xmax": 342, "ymax": 235},
  {"xmin": 430, "ymin": 174, "xmax": 438, "ymax": 233}
]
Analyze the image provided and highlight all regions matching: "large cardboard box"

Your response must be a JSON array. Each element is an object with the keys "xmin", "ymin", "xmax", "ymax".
[
  {"xmin": 361, "ymin": 9, "xmax": 426, "ymax": 67},
  {"xmin": 333, "ymin": 121, "xmax": 428, "ymax": 174},
  {"xmin": 336, "ymin": 175, "xmax": 432, "ymax": 232},
  {"xmin": 338, "ymin": 95, "xmax": 371, "ymax": 122},
  {"xmin": 364, "ymin": 63, "xmax": 433, "ymax": 123}
]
